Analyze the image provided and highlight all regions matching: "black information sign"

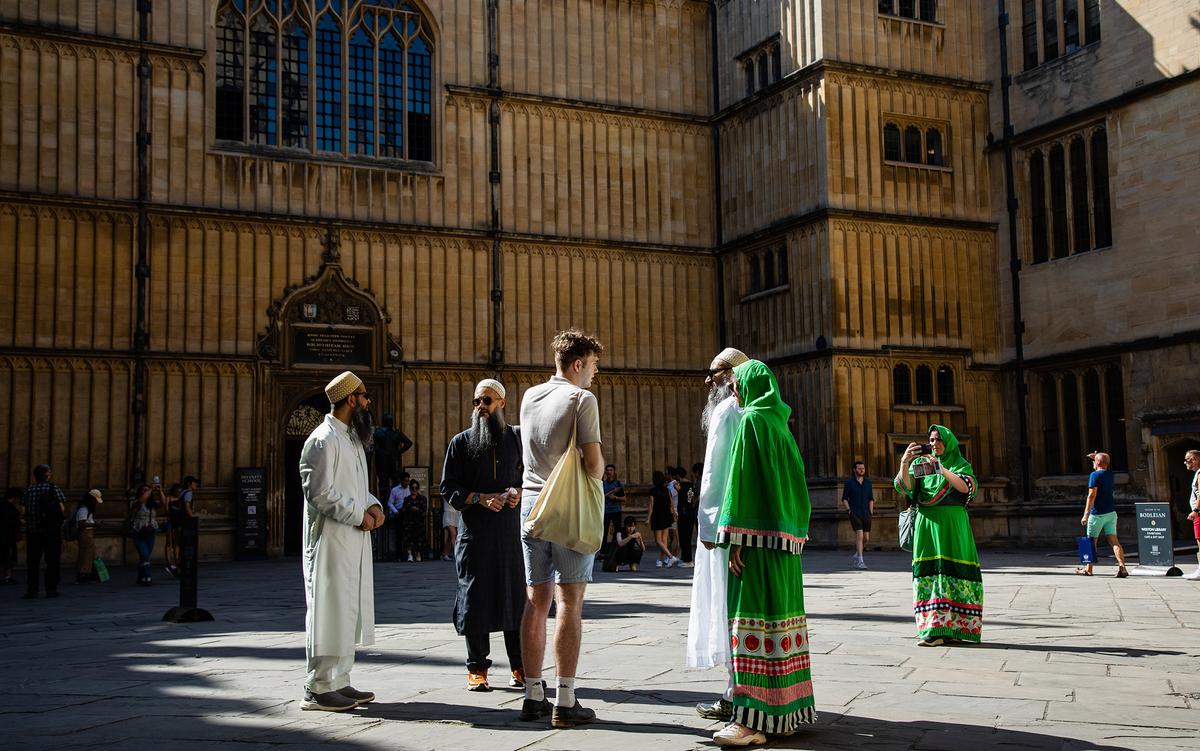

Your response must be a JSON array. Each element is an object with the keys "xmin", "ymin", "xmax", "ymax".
[
  {"xmin": 292, "ymin": 327, "xmax": 373, "ymax": 366},
  {"xmin": 236, "ymin": 466, "xmax": 268, "ymax": 561},
  {"xmin": 1134, "ymin": 502, "xmax": 1175, "ymax": 569}
]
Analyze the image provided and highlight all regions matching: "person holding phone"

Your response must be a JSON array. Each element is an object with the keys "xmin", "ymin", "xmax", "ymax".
[{"xmin": 894, "ymin": 425, "xmax": 983, "ymax": 648}]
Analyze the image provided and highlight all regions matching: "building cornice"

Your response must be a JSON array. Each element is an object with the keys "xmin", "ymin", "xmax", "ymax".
[
  {"xmin": 716, "ymin": 208, "xmax": 997, "ymax": 255},
  {"xmin": 0, "ymin": 21, "xmax": 205, "ymax": 59}
]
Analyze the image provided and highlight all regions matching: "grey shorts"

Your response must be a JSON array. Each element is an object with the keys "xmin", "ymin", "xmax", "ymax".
[{"xmin": 521, "ymin": 490, "xmax": 595, "ymax": 586}]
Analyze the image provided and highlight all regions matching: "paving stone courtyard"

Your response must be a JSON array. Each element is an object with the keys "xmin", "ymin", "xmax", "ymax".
[{"xmin": 4, "ymin": 549, "xmax": 1199, "ymax": 750}]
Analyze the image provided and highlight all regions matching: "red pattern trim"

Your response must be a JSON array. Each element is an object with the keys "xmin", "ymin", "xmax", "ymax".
[
  {"xmin": 733, "ymin": 654, "xmax": 812, "ymax": 676},
  {"xmin": 733, "ymin": 680, "xmax": 815, "ymax": 705}
]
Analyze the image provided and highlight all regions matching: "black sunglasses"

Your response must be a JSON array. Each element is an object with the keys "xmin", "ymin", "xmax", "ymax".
[
  {"xmin": 472, "ymin": 396, "xmax": 495, "ymax": 407},
  {"xmin": 707, "ymin": 366, "xmax": 731, "ymax": 377},
  {"xmin": 351, "ymin": 390, "xmax": 370, "ymax": 400}
]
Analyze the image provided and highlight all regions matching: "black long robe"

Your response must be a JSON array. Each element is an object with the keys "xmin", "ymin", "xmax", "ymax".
[{"xmin": 439, "ymin": 426, "xmax": 525, "ymax": 635}]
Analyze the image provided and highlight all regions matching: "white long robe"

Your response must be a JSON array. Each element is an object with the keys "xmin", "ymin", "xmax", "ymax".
[
  {"xmin": 686, "ymin": 395, "xmax": 742, "ymax": 669},
  {"xmin": 300, "ymin": 414, "xmax": 381, "ymax": 656}
]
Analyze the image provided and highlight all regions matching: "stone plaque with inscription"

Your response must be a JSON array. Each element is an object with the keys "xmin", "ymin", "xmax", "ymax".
[{"xmin": 292, "ymin": 326, "xmax": 374, "ymax": 367}]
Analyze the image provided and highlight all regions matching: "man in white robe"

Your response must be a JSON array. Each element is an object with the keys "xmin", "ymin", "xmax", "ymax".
[
  {"xmin": 687, "ymin": 347, "xmax": 748, "ymax": 722},
  {"xmin": 299, "ymin": 371, "xmax": 385, "ymax": 712}
]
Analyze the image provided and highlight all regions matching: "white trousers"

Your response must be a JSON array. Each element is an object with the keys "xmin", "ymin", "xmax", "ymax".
[{"xmin": 305, "ymin": 654, "xmax": 355, "ymax": 694}]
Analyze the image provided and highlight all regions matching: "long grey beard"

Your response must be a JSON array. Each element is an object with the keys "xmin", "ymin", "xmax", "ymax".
[
  {"xmin": 351, "ymin": 407, "xmax": 375, "ymax": 450},
  {"xmin": 701, "ymin": 382, "xmax": 735, "ymax": 436},
  {"xmin": 467, "ymin": 410, "xmax": 507, "ymax": 458}
]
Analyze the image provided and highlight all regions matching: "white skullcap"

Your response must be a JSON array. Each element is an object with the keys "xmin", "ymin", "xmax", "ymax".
[
  {"xmin": 89, "ymin": 489, "xmax": 104, "ymax": 504},
  {"xmin": 715, "ymin": 348, "xmax": 750, "ymax": 368},
  {"xmin": 325, "ymin": 370, "xmax": 363, "ymax": 404},
  {"xmin": 475, "ymin": 378, "xmax": 506, "ymax": 399}
]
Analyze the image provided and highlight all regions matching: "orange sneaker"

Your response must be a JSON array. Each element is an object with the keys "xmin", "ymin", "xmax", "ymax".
[
  {"xmin": 509, "ymin": 668, "xmax": 525, "ymax": 688},
  {"xmin": 467, "ymin": 670, "xmax": 491, "ymax": 691}
]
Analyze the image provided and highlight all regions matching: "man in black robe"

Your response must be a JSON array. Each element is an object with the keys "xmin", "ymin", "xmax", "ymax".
[{"xmin": 440, "ymin": 378, "xmax": 525, "ymax": 692}]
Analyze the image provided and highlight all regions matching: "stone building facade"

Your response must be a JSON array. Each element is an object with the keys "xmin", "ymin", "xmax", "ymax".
[{"xmin": 0, "ymin": 1, "xmax": 1196, "ymax": 558}]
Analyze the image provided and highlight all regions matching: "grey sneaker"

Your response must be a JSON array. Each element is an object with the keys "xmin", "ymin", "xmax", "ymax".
[
  {"xmin": 301, "ymin": 690, "xmax": 358, "ymax": 712},
  {"xmin": 551, "ymin": 701, "xmax": 596, "ymax": 728},
  {"xmin": 338, "ymin": 686, "xmax": 375, "ymax": 704},
  {"xmin": 696, "ymin": 698, "xmax": 733, "ymax": 721}
]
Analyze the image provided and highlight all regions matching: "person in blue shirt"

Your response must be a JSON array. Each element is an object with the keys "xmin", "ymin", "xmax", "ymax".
[
  {"xmin": 1078, "ymin": 451, "xmax": 1128, "ymax": 578},
  {"xmin": 601, "ymin": 465, "xmax": 625, "ymax": 553},
  {"xmin": 840, "ymin": 461, "xmax": 874, "ymax": 569}
]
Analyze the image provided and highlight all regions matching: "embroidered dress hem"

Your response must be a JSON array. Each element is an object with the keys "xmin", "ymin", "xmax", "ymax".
[
  {"xmin": 911, "ymin": 505, "xmax": 983, "ymax": 643},
  {"xmin": 715, "ymin": 527, "xmax": 808, "ymax": 555}
]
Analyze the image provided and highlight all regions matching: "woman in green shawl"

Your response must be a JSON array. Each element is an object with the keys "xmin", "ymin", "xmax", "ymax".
[
  {"xmin": 894, "ymin": 425, "xmax": 983, "ymax": 647},
  {"xmin": 713, "ymin": 360, "xmax": 815, "ymax": 746}
]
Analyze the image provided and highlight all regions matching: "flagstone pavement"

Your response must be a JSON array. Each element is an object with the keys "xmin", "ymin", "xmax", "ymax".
[{"xmin": 3, "ymin": 549, "xmax": 1198, "ymax": 750}]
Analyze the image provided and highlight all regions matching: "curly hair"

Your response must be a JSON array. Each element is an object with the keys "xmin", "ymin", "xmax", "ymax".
[{"xmin": 551, "ymin": 328, "xmax": 604, "ymax": 370}]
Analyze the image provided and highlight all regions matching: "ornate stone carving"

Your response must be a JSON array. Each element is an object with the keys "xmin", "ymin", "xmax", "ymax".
[{"xmin": 286, "ymin": 404, "xmax": 325, "ymax": 438}]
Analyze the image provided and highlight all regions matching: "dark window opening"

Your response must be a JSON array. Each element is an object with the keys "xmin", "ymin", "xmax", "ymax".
[
  {"xmin": 925, "ymin": 128, "xmax": 943, "ymax": 166},
  {"xmin": 249, "ymin": 14, "xmax": 277, "ymax": 146},
  {"xmin": 903, "ymin": 126, "xmax": 922, "ymax": 164},
  {"xmin": 1029, "ymin": 151, "xmax": 1048, "ymax": 264},
  {"xmin": 936, "ymin": 365, "xmax": 954, "ymax": 406},
  {"xmin": 1043, "ymin": 0, "xmax": 1059, "ymax": 61},
  {"xmin": 763, "ymin": 251, "xmax": 776, "ymax": 290},
  {"xmin": 407, "ymin": 35, "xmax": 433, "ymax": 161},
  {"xmin": 1070, "ymin": 137, "xmax": 1091, "ymax": 253},
  {"xmin": 378, "ymin": 32, "xmax": 405, "ymax": 158},
  {"xmin": 884, "ymin": 123, "xmax": 901, "ymax": 162},
  {"xmin": 749, "ymin": 256, "xmax": 761, "ymax": 294},
  {"xmin": 1061, "ymin": 373, "xmax": 1082, "ymax": 473},
  {"xmin": 757, "ymin": 54, "xmax": 769, "ymax": 90},
  {"xmin": 1042, "ymin": 378, "xmax": 1061, "ymax": 474},
  {"xmin": 1084, "ymin": 0, "xmax": 1101, "ymax": 44},
  {"xmin": 919, "ymin": 0, "xmax": 936, "ymax": 23},
  {"xmin": 216, "ymin": 12, "xmax": 245, "ymax": 141},
  {"xmin": 893, "ymin": 364, "xmax": 912, "ymax": 405},
  {"xmin": 745, "ymin": 63, "xmax": 755, "ymax": 97},
  {"xmin": 879, "ymin": 0, "xmax": 895, "ymax": 14},
  {"xmin": 771, "ymin": 45, "xmax": 782, "ymax": 83},
  {"xmin": 1105, "ymin": 366, "xmax": 1127, "ymax": 470},
  {"xmin": 899, "ymin": 0, "xmax": 915, "ymax": 18},
  {"xmin": 281, "ymin": 22, "xmax": 309, "ymax": 149},
  {"xmin": 1064, "ymin": 4, "xmax": 1080, "ymax": 51},
  {"xmin": 1049, "ymin": 143, "xmax": 1069, "ymax": 260},
  {"xmin": 1083, "ymin": 369, "xmax": 1104, "ymax": 452},
  {"xmin": 1021, "ymin": 0, "xmax": 1039, "ymax": 70},
  {"xmin": 1091, "ymin": 129, "xmax": 1112, "ymax": 248},
  {"xmin": 915, "ymin": 365, "xmax": 934, "ymax": 406},
  {"xmin": 778, "ymin": 245, "xmax": 789, "ymax": 285}
]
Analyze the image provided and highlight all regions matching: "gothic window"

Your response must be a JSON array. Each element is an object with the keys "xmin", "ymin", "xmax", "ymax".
[
  {"xmin": 749, "ymin": 256, "xmax": 761, "ymax": 294},
  {"xmin": 763, "ymin": 250, "xmax": 776, "ymax": 290},
  {"xmin": 778, "ymin": 245, "xmax": 789, "ymax": 285},
  {"xmin": 878, "ymin": 0, "xmax": 894, "ymax": 14},
  {"xmin": 1049, "ymin": 143, "xmax": 1069, "ymax": 260},
  {"xmin": 1069, "ymin": 137, "xmax": 1090, "ymax": 253},
  {"xmin": 1021, "ymin": 0, "xmax": 1038, "ymax": 70},
  {"xmin": 914, "ymin": 365, "xmax": 933, "ymax": 406},
  {"xmin": 884, "ymin": 123, "xmax": 901, "ymax": 162},
  {"xmin": 744, "ymin": 63, "xmax": 755, "ymax": 97},
  {"xmin": 893, "ymin": 364, "xmax": 912, "ymax": 405},
  {"xmin": 919, "ymin": 0, "xmax": 936, "ymax": 22},
  {"xmin": 1063, "ymin": 2, "xmax": 1080, "ymax": 51},
  {"xmin": 903, "ymin": 126, "xmax": 922, "ymax": 164},
  {"xmin": 215, "ymin": 0, "xmax": 436, "ymax": 162},
  {"xmin": 216, "ymin": 10, "xmax": 245, "ymax": 141},
  {"xmin": 1042, "ymin": 371, "xmax": 1112, "ymax": 475},
  {"xmin": 1029, "ymin": 151, "xmax": 1048, "ymax": 264},
  {"xmin": 936, "ymin": 366, "xmax": 954, "ymax": 406},
  {"xmin": 925, "ymin": 128, "xmax": 943, "ymax": 166},
  {"xmin": 771, "ymin": 44, "xmax": 782, "ymax": 82},
  {"xmin": 898, "ymin": 0, "xmax": 915, "ymax": 17},
  {"xmin": 1091, "ymin": 128, "xmax": 1112, "ymax": 248},
  {"xmin": 757, "ymin": 54, "xmax": 769, "ymax": 90}
]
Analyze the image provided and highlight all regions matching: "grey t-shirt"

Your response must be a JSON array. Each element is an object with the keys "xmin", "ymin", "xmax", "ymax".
[{"xmin": 520, "ymin": 375, "xmax": 602, "ymax": 493}]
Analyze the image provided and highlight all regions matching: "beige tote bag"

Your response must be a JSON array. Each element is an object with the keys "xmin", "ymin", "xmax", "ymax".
[{"xmin": 522, "ymin": 400, "xmax": 604, "ymax": 555}]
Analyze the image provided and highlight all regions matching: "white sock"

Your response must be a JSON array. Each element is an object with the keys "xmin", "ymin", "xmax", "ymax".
[
  {"xmin": 525, "ymin": 677, "xmax": 544, "ymax": 702},
  {"xmin": 556, "ymin": 676, "xmax": 576, "ymax": 707}
]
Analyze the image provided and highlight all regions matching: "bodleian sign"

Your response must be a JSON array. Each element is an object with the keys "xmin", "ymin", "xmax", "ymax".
[{"xmin": 291, "ymin": 326, "xmax": 374, "ymax": 367}]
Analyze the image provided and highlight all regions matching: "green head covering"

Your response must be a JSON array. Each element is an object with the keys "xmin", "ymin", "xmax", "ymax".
[
  {"xmin": 716, "ymin": 360, "xmax": 811, "ymax": 553},
  {"xmin": 903, "ymin": 424, "xmax": 977, "ymax": 505}
]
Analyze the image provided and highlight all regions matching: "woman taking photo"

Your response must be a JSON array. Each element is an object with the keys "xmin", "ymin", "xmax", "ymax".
[
  {"xmin": 894, "ymin": 425, "xmax": 983, "ymax": 647},
  {"xmin": 648, "ymin": 471, "xmax": 677, "ymax": 568}
]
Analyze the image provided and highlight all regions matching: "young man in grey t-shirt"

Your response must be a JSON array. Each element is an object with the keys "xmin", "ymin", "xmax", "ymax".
[{"xmin": 517, "ymin": 329, "xmax": 605, "ymax": 729}]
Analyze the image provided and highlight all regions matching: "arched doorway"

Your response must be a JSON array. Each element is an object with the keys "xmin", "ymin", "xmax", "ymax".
[
  {"xmin": 282, "ymin": 394, "xmax": 329, "ymax": 556},
  {"xmin": 1166, "ymin": 439, "xmax": 1200, "ymax": 542}
]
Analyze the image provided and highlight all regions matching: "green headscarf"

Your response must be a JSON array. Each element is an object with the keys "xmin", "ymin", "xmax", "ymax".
[
  {"xmin": 902, "ymin": 424, "xmax": 977, "ymax": 505},
  {"xmin": 716, "ymin": 360, "xmax": 811, "ymax": 554}
]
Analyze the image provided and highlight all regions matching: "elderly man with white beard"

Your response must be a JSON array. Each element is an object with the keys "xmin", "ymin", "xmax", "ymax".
[
  {"xmin": 298, "ymin": 371, "xmax": 385, "ymax": 712},
  {"xmin": 687, "ymin": 347, "xmax": 749, "ymax": 723},
  {"xmin": 440, "ymin": 379, "xmax": 526, "ymax": 692}
]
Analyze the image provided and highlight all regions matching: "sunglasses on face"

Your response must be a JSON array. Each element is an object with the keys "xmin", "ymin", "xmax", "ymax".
[
  {"xmin": 472, "ymin": 396, "xmax": 495, "ymax": 407},
  {"xmin": 351, "ymin": 391, "xmax": 370, "ymax": 400},
  {"xmin": 707, "ymin": 367, "xmax": 731, "ymax": 378}
]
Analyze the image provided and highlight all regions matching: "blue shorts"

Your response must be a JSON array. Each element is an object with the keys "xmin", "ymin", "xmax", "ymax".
[{"xmin": 521, "ymin": 490, "xmax": 595, "ymax": 586}]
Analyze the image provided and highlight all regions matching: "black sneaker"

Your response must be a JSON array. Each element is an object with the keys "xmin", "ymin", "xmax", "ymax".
[
  {"xmin": 301, "ymin": 690, "xmax": 358, "ymax": 712},
  {"xmin": 338, "ymin": 686, "xmax": 375, "ymax": 705},
  {"xmin": 551, "ymin": 701, "xmax": 596, "ymax": 728},
  {"xmin": 696, "ymin": 698, "xmax": 733, "ymax": 721},
  {"xmin": 519, "ymin": 697, "xmax": 552, "ymax": 721}
]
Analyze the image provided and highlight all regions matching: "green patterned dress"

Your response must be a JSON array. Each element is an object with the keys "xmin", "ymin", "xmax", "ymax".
[
  {"xmin": 894, "ymin": 425, "xmax": 983, "ymax": 642},
  {"xmin": 716, "ymin": 360, "xmax": 816, "ymax": 734}
]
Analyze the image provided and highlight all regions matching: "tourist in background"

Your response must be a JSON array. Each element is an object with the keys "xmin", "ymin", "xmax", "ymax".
[
  {"xmin": 840, "ymin": 460, "xmax": 874, "ymax": 569},
  {"xmin": 129, "ymin": 483, "xmax": 162, "ymax": 586},
  {"xmin": 23, "ymin": 464, "xmax": 66, "ymax": 599},
  {"xmin": 1077, "ymin": 451, "xmax": 1128, "ymax": 578},
  {"xmin": 400, "ymin": 479, "xmax": 428, "ymax": 562},
  {"xmin": 73, "ymin": 489, "xmax": 102, "ymax": 584},
  {"xmin": 649, "ymin": 470, "xmax": 677, "ymax": 568},
  {"xmin": 612, "ymin": 516, "xmax": 644, "ymax": 571},
  {"xmin": 601, "ymin": 464, "xmax": 625, "ymax": 553}
]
